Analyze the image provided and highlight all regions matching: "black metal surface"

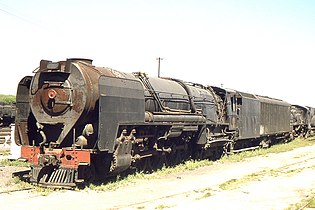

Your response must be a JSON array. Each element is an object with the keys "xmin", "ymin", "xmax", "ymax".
[
  {"xmin": 98, "ymin": 76, "xmax": 145, "ymax": 152},
  {"xmin": 0, "ymin": 104, "xmax": 15, "ymax": 126},
  {"xmin": 236, "ymin": 92, "xmax": 260, "ymax": 139},
  {"xmin": 308, "ymin": 107, "xmax": 315, "ymax": 127},
  {"xmin": 139, "ymin": 75, "xmax": 191, "ymax": 112},
  {"xmin": 144, "ymin": 112, "xmax": 206, "ymax": 123},
  {"xmin": 135, "ymin": 72, "xmax": 219, "ymax": 124},
  {"xmin": 225, "ymin": 89, "xmax": 238, "ymax": 130},
  {"xmin": 291, "ymin": 105, "xmax": 308, "ymax": 126},
  {"xmin": 256, "ymin": 96, "xmax": 291, "ymax": 135},
  {"xmin": 15, "ymin": 76, "xmax": 33, "ymax": 145},
  {"xmin": 187, "ymin": 84, "xmax": 217, "ymax": 123},
  {"xmin": 290, "ymin": 104, "xmax": 309, "ymax": 136},
  {"xmin": 30, "ymin": 62, "xmax": 86, "ymax": 145},
  {"xmin": 30, "ymin": 165, "xmax": 77, "ymax": 188}
]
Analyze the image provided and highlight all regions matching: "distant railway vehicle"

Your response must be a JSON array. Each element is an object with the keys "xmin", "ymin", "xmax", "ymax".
[
  {"xmin": 308, "ymin": 106, "xmax": 315, "ymax": 136},
  {"xmin": 14, "ymin": 59, "xmax": 313, "ymax": 188},
  {"xmin": 0, "ymin": 103, "xmax": 15, "ymax": 127},
  {"xmin": 290, "ymin": 105, "xmax": 315, "ymax": 138}
]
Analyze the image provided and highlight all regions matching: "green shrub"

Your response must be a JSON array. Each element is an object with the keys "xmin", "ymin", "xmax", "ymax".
[{"xmin": 0, "ymin": 94, "xmax": 16, "ymax": 105}]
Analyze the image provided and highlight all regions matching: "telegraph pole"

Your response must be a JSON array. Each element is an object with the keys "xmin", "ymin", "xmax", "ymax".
[{"xmin": 156, "ymin": 57, "xmax": 163, "ymax": 78}]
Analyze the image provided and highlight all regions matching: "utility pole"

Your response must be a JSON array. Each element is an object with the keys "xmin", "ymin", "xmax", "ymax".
[{"xmin": 156, "ymin": 57, "xmax": 163, "ymax": 78}]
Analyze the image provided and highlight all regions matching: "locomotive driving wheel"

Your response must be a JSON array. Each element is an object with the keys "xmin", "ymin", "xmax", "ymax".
[
  {"xmin": 150, "ymin": 154, "xmax": 166, "ymax": 170},
  {"xmin": 136, "ymin": 157, "xmax": 153, "ymax": 172},
  {"xmin": 86, "ymin": 165, "xmax": 96, "ymax": 183},
  {"xmin": 79, "ymin": 164, "xmax": 96, "ymax": 184}
]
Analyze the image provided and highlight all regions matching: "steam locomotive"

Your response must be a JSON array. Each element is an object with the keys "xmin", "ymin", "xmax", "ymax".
[{"xmin": 14, "ymin": 58, "xmax": 313, "ymax": 188}]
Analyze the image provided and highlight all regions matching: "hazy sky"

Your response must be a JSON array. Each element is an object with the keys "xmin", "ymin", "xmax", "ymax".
[{"xmin": 1, "ymin": 0, "xmax": 315, "ymax": 106}]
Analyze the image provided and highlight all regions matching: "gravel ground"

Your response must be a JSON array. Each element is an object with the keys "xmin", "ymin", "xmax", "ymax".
[
  {"xmin": 0, "ymin": 165, "xmax": 29, "ymax": 192},
  {"xmin": 1, "ymin": 145, "xmax": 315, "ymax": 210}
]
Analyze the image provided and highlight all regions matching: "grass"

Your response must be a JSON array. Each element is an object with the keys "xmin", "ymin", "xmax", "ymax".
[
  {"xmin": 307, "ymin": 198, "xmax": 315, "ymax": 208},
  {"xmin": 87, "ymin": 172, "xmax": 147, "ymax": 191},
  {"xmin": 151, "ymin": 159, "xmax": 212, "ymax": 177},
  {"xmin": 31, "ymin": 186, "xmax": 61, "ymax": 196},
  {"xmin": 0, "ymin": 159, "xmax": 30, "ymax": 167},
  {"xmin": 1, "ymin": 136, "xmax": 311, "ymax": 195},
  {"xmin": 286, "ymin": 194, "xmax": 315, "ymax": 210},
  {"xmin": 218, "ymin": 165, "xmax": 308, "ymax": 191},
  {"xmin": 5, "ymin": 177, "xmax": 60, "ymax": 196},
  {"xmin": 87, "ymin": 159, "xmax": 213, "ymax": 191},
  {"xmin": 154, "ymin": 204, "xmax": 173, "ymax": 209},
  {"xmin": 87, "ymin": 137, "xmax": 315, "ymax": 192},
  {"xmin": 0, "ymin": 150, "xmax": 10, "ymax": 156},
  {"xmin": 4, "ymin": 176, "xmax": 33, "ymax": 192},
  {"xmin": 0, "ymin": 94, "xmax": 15, "ymax": 105},
  {"xmin": 4, "ymin": 137, "xmax": 312, "ymax": 194},
  {"xmin": 0, "ymin": 136, "xmax": 311, "ymax": 204},
  {"xmin": 218, "ymin": 138, "xmax": 315, "ymax": 191},
  {"xmin": 218, "ymin": 137, "xmax": 315, "ymax": 164},
  {"xmin": 196, "ymin": 192, "xmax": 212, "ymax": 200},
  {"xmin": 219, "ymin": 171, "xmax": 265, "ymax": 190}
]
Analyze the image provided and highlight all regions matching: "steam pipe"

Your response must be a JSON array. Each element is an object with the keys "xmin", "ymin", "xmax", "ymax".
[
  {"xmin": 37, "ymin": 122, "xmax": 47, "ymax": 153},
  {"xmin": 145, "ymin": 111, "xmax": 206, "ymax": 123}
]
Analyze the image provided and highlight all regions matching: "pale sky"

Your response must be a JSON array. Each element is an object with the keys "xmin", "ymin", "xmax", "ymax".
[{"xmin": 1, "ymin": 0, "xmax": 315, "ymax": 107}]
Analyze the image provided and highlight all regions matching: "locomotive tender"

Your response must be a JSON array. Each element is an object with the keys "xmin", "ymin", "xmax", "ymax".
[{"xmin": 15, "ymin": 59, "xmax": 295, "ymax": 187}]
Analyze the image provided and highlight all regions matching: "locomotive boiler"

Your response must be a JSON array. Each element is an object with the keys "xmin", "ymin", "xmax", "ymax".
[{"xmin": 15, "ymin": 58, "xmax": 293, "ymax": 188}]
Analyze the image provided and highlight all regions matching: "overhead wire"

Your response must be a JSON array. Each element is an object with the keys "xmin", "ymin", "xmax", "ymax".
[{"xmin": 0, "ymin": 2, "xmax": 44, "ymax": 29}]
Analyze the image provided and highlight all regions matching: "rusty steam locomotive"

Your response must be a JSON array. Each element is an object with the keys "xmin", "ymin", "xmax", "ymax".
[{"xmin": 15, "ymin": 58, "xmax": 314, "ymax": 188}]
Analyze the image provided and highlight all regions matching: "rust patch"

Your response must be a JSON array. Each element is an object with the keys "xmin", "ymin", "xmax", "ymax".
[{"xmin": 41, "ymin": 86, "xmax": 71, "ymax": 115}]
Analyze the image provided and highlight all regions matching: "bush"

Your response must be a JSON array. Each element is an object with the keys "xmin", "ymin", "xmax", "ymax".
[{"xmin": 0, "ymin": 94, "xmax": 16, "ymax": 105}]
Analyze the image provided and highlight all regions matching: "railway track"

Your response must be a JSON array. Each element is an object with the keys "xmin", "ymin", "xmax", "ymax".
[
  {"xmin": 298, "ymin": 199, "xmax": 314, "ymax": 210},
  {"xmin": 0, "ymin": 187, "xmax": 33, "ymax": 195}
]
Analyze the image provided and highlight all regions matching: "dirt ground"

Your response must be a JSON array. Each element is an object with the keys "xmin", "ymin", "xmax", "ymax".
[{"xmin": 1, "ymin": 145, "xmax": 315, "ymax": 210}]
